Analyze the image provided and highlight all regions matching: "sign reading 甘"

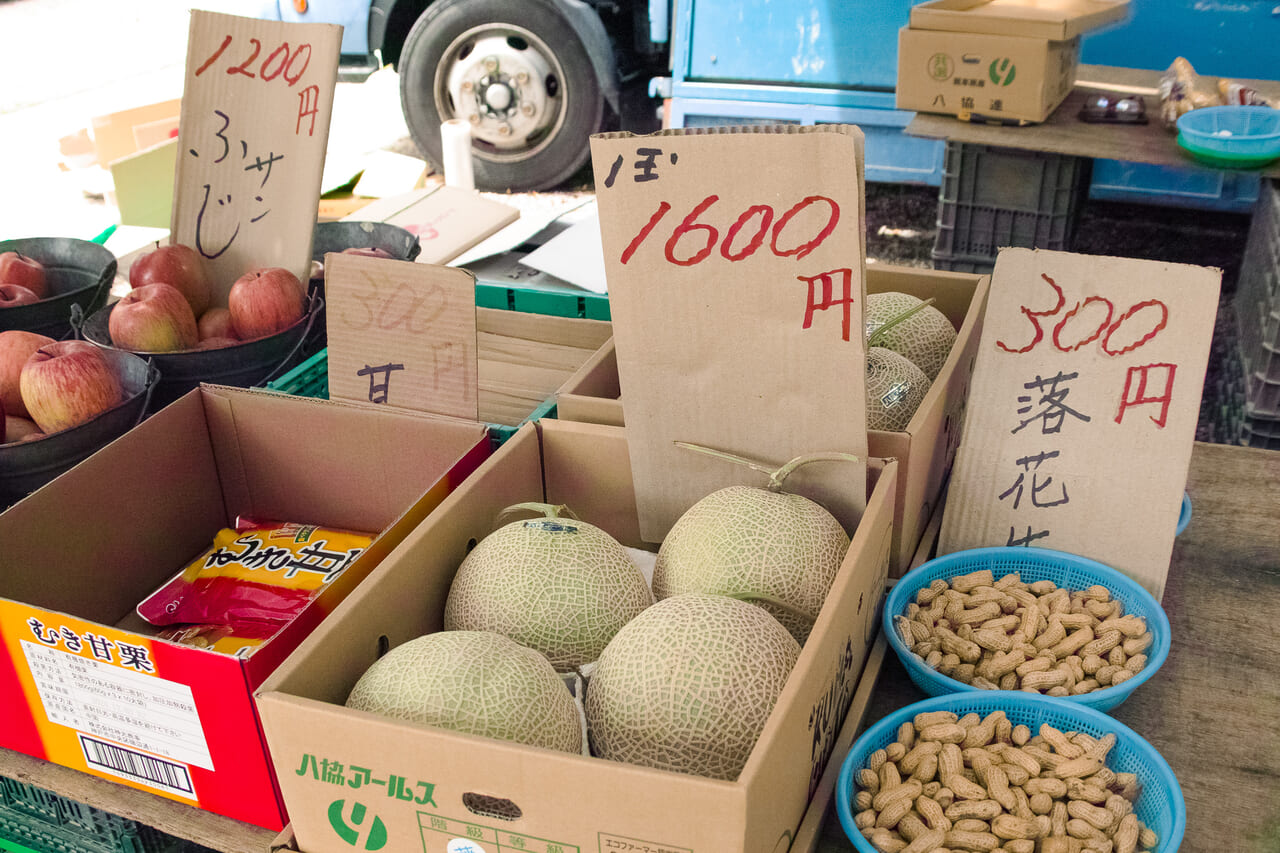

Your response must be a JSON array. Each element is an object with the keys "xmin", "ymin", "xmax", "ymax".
[
  {"xmin": 939, "ymin": 248, "xmax": 1221, "ymax": 600},
  {"xmin": 325, "ymin": 253, "xmax": 479, "ymax": 420},
  {"xmin": 590, "ymin": 127, "xmax": 870, "ymax": 541},
  {"xmin": 171, "ymin": 11, "xmax": 341, "ymax": 301}
]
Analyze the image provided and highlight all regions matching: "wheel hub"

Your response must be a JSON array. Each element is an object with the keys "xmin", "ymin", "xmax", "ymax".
[{"xmin": 445, "ymin": 33, "xmax": 556, "ymax": 152}]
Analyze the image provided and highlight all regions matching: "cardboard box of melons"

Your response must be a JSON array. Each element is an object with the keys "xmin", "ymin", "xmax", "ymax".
[
  {"xmin": 256, "ymin": 418, "xmax": 898, "ymax": 853},
  {"xmin": 556, "ymin": 264, "xmax": 991, "ymax": 577}
]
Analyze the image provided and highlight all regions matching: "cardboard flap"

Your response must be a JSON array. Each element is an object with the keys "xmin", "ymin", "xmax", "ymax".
[
  {"xmin": 910, "ymin": 0, "xmax": 1130, "ymax": 40},
  {"xmin": 937, "ymin": 248, "xmax": 1220, "ymax": 600},
  {"xmin": 590, "ymin": 125, "xmax": 870, "ymax": 542}
]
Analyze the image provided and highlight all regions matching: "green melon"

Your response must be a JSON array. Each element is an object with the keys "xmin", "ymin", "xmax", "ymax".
[
  {"xmin": 443, "ymin": 504, "xmax": 654, "ymax": 670},
  {"xmin": 866, "ymin": 291, "xmax": 957, "ymax": 380},
  {"xmin": 345, "ymin": 630, "xmax": 583, "ymax": 753},
  {"xmin": 653, "ymin": 484, "xmax": 849, "ymax": 643},
  {"xmin": 584, "ymin": 593, "xmax": 801, "ymax": 780},
  {"xmin": 866, "ymin": 346, "xmax": 930, "ymax": 432}
]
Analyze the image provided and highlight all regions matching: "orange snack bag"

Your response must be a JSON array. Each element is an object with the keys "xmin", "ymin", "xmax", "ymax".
[{"xmin": 138, "ymin": 517, "xmax": 373, "ymax": 654}]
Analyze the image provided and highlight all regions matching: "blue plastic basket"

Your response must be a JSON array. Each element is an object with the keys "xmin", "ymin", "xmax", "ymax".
[
  {"xmin": 1175, "ymin": 492, "xmax": 1191, "ymax": 537},
  {"xmin": 835, "ymin": 692, "xmax": 1186, "ymax": 852},
  {"xmin": 884, "ymin": 547, "xmax": 1171, "ymax": 712},
  {"xmin": 1176, "ymin": 105, "xmax": 1280, "ymax": 169}
]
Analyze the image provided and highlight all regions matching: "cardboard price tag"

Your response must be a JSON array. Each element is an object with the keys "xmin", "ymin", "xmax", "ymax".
[
  {"xmin": 325, "ymin": 253, "xmax": 478, "ymax": 420},
  {"xmin": 938, "ymin": 248, "xmax": 1221, "ymax": 600},
  {"xmin": 590, "ymin": 126, "xmax": 870, "ymax": 542},
  {"xmin": 171, "ymin": 11, "xmax": 341, "ymax": 303}
]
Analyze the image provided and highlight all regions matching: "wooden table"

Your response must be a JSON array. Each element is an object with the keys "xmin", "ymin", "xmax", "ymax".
[
  {"xmin": 812, "ymin": 441, "xmax": 1280, "ymax": 853},
  {"xmin": 3, "ymin": 442, "xmax": 1278, "ymax": 853},
  {"xmin": 907, "ymin": 65, "xmax": 1280, "ymax": 179}
]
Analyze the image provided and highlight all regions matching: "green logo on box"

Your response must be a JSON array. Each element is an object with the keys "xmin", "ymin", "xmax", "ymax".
[
  {"xmin": 328, "ymin": 799, "xmax": 388, "ymax": 850},
  {"xmin": 989, "ymin": 58, "xmax": 1017, "ymax": 86},
  {"xmin": 927, "ymin": 53, "xmax": 953, "ymax": 81}
]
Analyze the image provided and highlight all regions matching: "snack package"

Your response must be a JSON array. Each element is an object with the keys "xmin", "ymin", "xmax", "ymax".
[
  {"xmin": 1218, "ymin": 78, "xmax": 1277, "ymax": 108},
  {"xmin": 137, "ymin": 517, "xmax": 374, "ymax": 656},
  {"xmin": 1159, "ymin": 57, "xmax": 1220, "ymax": 130}
]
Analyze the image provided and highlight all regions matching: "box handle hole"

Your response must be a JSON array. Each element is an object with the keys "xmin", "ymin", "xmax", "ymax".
[
  {"xmin": 376, "ymin": 635, "xmax": 390, "ymax": 658},
  {"xmin": 462, "ymin": 793, "xmax": 522, "ymax": 821}
]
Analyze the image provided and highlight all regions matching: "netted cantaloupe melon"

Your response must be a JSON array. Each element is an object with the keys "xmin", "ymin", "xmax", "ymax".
[
  {"xmin": 585, "ymin": 593, "xmax": 801, "ymax": 780},
  {"xmin": 444, "ymin": 503, "xmax": 653, "ymax": 670},
  {"xmin": 866, "ymin": 346, "xmax": 930, "ymax": 432},
  {"xmin": 653, "ymin": 483, "xmax": 850, "ymax": 644},
  {"xmin": 866, "ymin": 291, "xmax": 957, "ymax": 380},
  {"xmin": 345, "ymin": 630, "xmax": 583, "ymax": 753}
]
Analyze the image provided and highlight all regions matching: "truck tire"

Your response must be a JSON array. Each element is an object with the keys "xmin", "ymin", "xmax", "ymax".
[{"xmin": 398, "ymin": 0, "xmax": 606, "ymax": 192}]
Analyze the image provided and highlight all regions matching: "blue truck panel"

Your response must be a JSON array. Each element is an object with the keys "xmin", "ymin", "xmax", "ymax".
[{"xmin": 666, "ymin": 0, "xmax": 1273, "ymax": 209}]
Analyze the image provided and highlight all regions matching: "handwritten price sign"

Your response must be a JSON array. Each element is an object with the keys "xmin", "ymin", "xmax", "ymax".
[
  {"xmin": 590, "ymin": 127, "xmax": 870, "ymax": 542},
  {"xmin": 938, "ymin": 248, "xmax": 1222, "ymax": 600},
  {"xmin": 325, "ymin": 253, "xmax": 478, "ymax": 420},
  {"xmin": 171, "ymin": 11, "xmax": 341, "ymax": 303}
]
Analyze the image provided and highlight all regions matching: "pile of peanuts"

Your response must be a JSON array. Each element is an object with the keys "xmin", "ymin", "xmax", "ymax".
[
  {"xmin": 851, "ymin": 709, "xmax": 1158, "ymax": 853},
  {"xmin": 894, "ymin": 570, "xmax": 1155, "ymax": 696}
]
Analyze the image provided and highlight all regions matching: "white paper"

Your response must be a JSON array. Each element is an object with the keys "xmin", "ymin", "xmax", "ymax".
[{"xmin": 517, "ymin": 210, "xmax": 608, "ymax": 294}]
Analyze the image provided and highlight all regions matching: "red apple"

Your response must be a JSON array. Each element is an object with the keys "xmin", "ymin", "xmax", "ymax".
[
  {"xmin": 20, "ymin": 341, "xmax": 124, "ymax": 434},
  {"xmin": 0, "ymin": 330, "xmax": 56, "ymax": 419},
  {"xmin": 195, "ymin": 336, "xmax": 241, "ymax": 350},
  {"xmin": 129, "ymin": 243, "xmax": 213, "ymax": 317},
  {"xmin": 0, "ymin": 283, "xmax": 40, "ymax": 307},
  {"xmin": 342, "ymin": 246, "xmax": 394, "ymax": 259},
  {"xmin": 197, "ymin": 306, "xmax": 238, "ymax": 342},
  {"xmin": 0, "ymin": 252, "xmax": 47, "ymax": 299},
  {"xmin": 3, "ymin": 413, "xmax": 43, "ymax": 443},
  {"xmin": 229, "ymin": 267, "xmax": 305, "ymax": 340},
  {"xmin": 109, "ymin": 283, "xmax": 200, "ymax": 352}
]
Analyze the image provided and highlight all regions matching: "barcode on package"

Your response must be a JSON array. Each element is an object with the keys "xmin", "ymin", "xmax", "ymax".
[{"xmin": 79, "ymin": 734, "xmax": 195, "ymax": 798}]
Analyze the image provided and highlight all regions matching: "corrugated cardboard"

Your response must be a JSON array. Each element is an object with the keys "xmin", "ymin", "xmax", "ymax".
[
  {"xmin": 909, "ymin": 0, "xmax": 1130, "ymax": 40},
  {"xmin": 256, "ymin": 419, "xmax": 897, "ymax": 853},
  {"xmin": 170, "ymin": 11, "xmax": 342, "ymax": 299},
  {"xmin": 938, "ymin": 248, "xmax": 1220, "ymax": 600},
  {"xmin": 346, "ymin": 186, "xmax": 521, "ymax": 264},
  {"xmin": 90, "ymin": 99, "xmax": 182, "ymax": 168},
  {"xmin": 898, "ymin": 0, "xmax": 1128, "ymax": 122},
  {"xmin": 897, "ymin": 27, "xmax": 1080, "ymax": 123},
  {"xmin": 590, "ymin": 126, "xmax": 870, "ymax": 542},
  {"xmin": 324, "ymin": 254, "xmax": 480, "ymax": 420},
  {"xmin": 0, "ymin": 386, "xmax": 490, "ymax": 830},
  {"xmin": 556, "ymin": 265, "xmax": 991, "ymax": 576}
]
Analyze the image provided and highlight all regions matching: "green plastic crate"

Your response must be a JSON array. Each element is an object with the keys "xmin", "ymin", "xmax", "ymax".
[
  {"xmin": 262, "ymin": 349, "xmax": 554, "ymax": 448},
  {"xmin": 475, "ymin": 280, "xmax": 611, "ymax": 321},
  {"xmin": 0, "ymin": 778, "xmax": 210, "ymax": 853}
]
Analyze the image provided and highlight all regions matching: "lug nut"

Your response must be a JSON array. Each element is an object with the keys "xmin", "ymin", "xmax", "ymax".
[
  {"xmin": 521, "ymin": 103, "xmax": 535, "ymax": 116},
  {"xmin": 516, "ymin": 71, "xmax": 529, "ymax": 84},
  {"xmin": 498, "ymin": 124, "xmax": 511, "ymax": 136},
  {"xmin": 484, "ymin": 58, "xmax": 498, "ymax": 72}
]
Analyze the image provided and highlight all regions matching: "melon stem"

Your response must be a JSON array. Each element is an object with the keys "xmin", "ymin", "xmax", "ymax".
[
  {"xmin": 495, "ymin": 502, "xmax": 581, "ymax": 526},
  {"xmin": 673, "ymin": 441, "xmax": 860, "ymax": 492},
  {"xmin": 723, "ymin": 592, "xmax": 817, "ymax": 627},
  {"xmin": 867, "ymin": 297, "xmax": 938, "ymax": 349}
]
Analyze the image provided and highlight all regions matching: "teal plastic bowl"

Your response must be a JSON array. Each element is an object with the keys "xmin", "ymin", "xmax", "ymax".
[
  {"xmin": 1176, "ymin": 105, "xmax": 1280, "ymax": 168},
  {"xmin": 836, "ymin": 693, "xmax": 1186, "ymax": 852},
  {"xmin": 884, "ymin": 546, "xmax": 1170, "ymax": 712}
]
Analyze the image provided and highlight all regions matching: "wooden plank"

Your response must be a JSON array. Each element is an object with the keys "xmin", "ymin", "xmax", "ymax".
[
  {"xmin": 907, "ymin": 64, "xmax": 1280, "ymax": 178},
  {"xmin": 0, "ymin": 745, "xmax": 275, "ymax": 853}
]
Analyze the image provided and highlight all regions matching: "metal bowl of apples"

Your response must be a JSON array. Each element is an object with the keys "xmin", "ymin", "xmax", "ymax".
[
  {"xmin": 0, "ymin": 238, "xmax": 117, "ymax": 339},
  {"xmin": 0, "ymin": 341, "xmax": 157, "ymax": 509},
  {"xmin": 75, "ymin": 245, "xmax": 321, "ymax": 412}
]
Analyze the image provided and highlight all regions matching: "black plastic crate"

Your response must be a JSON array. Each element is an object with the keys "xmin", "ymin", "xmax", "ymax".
[
  {"xmin": 1240, "ymin": 409, "xmax": 1280, "ymax": 450},
  {"xmin": 1243, "ymin": 340, "xmax": 1280, "ymax": 417},
  {"xmin": 934, "ymin": 142, "xmax": 1092, "ymax": 260},
  {"xmin": 0, "ymin": 778, "xmax": 204, "ymax": 853},
  {"xmin": 930, "ymin": 250, "xmax": 994, "ymax": 275}
]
